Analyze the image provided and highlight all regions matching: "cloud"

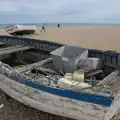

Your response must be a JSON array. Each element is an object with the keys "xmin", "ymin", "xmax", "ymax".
[{"xmin": 0, "ymin": 0, "xmax": 120, "ymax": 23}]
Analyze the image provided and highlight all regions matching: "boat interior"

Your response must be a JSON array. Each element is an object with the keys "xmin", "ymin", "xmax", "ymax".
[{"xmin": 0, "ymin": 36, "xmax": 120, "ymax": 99}]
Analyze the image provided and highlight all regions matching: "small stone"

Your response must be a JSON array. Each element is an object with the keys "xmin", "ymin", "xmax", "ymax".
[{"xmin": 0, "ymin": 104, "xmax": 4, "ymax": 109}]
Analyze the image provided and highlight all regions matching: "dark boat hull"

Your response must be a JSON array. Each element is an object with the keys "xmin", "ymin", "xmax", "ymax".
[{"xmin": 10, "ymin": 30, "xmax": 35, "ymax": 36}]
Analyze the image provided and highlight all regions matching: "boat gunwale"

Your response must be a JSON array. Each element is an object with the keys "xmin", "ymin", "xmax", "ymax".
[{"xmin": 0, "ymin": 35, "xmax": 120, "ymax": 57}]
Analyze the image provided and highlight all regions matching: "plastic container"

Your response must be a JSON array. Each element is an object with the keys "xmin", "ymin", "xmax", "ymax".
[
  {"xmin": 78, "ymin": 58, "xmax": 103, "ymax": 71},
  {"xmin": 57, "ymin": 78, "xmax": 90, "ymax": 90},
  {"xmin": 50, "ymin": 45, "xmax": 88, "ymax": 73}
]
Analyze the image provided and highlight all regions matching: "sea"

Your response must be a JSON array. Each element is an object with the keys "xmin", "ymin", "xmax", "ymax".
[{"xmin": 0, "ymin": 23, "xmax": 120, "ymax": 29}]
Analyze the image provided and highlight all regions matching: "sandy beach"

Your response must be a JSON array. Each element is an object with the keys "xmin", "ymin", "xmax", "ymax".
[
  {"xmin": 0, "ymin": 25, "xmax": 120, "ymax": 120},
  {"xmin": 30, "ymin": 26, "xmax": 120, "ymax": 51},
  {"xmin": 1, "ymin": 25, "xmax": 120, "ymax": 51}
]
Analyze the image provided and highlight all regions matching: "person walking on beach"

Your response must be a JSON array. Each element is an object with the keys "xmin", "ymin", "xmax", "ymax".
[
  {"xmin": 57, "ymin": 24, "xmax": 60, "ymax": 28},
  {"xmin": 40, "ymin": 23, "xmax": 46, "ymax": 32}
]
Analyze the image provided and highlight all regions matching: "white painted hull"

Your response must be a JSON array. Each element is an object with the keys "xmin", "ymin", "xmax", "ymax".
[
  {"xmin": 0, "ymin": 74, "xmax": 107, "ymax": 120},
  {"xmin": 6, "ymin": 25, "xmax": 36, "ymax": 34}
]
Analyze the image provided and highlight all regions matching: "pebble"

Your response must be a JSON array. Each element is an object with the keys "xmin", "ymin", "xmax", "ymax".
[
  {"xmin": 0, "ymin": 90, "xmax": 73, "ymax": 120},
  {"xmin": 0, "ymin": 104, "xmax": 4, "ymax": 109}
]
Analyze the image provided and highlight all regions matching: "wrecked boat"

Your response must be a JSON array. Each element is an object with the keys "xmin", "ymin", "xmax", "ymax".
[
  {"xmin": 5, "ymin": 24, "xmax": 36, "ymax": 36},
  {"xmin": 0, "ymin": 35, "xmax": 120, "ymax": 120}
]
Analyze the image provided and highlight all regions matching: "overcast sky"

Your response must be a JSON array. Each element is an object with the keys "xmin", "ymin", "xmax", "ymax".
[{"xmin": 0, "ymin": 0, "xmax": 120, "ymax": 24}]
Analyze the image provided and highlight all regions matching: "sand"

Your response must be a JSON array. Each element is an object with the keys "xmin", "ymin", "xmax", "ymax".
[
  {"xmin": 0, "ymin": 25, "xmax": 120, "ymax": 120},
  {"xmin": 1, "ymin": 25, "xmax": 120, "ymax": 51},
  {"xmin": 29, "ymin": 26, "xmax": 120, "ymax": 51}
]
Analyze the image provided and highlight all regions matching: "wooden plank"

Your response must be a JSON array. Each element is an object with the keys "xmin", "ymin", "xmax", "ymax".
[
  {"xmin": 0, "ymin": 74, "xmax": 107, "ymax": 120},
  {"xmin": 0, "ymin": 44, "xmax": 25, "ymax": 51},
  {"xmin": 15, "ymin": 58, "xmax": 52, "ymax": 73},
  {"xmin": 104, "ymin": 92, "xmax": 120, "ymax": 120},
  {"xmin": 0, "ymin": 45, "xmax": 31, "ymax": 56},
  {"xmin": 0, "ymin": 42, "xmax": 5, "ymax": 46},
  {"xmin": 95, "ymin": 70, "xmax": 119, "ymax": 92}
]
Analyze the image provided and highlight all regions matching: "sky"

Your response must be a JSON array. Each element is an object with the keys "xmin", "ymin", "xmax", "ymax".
[{"xmin": 0, "ymin": 0, "xmax": 120, "ymax": 24}]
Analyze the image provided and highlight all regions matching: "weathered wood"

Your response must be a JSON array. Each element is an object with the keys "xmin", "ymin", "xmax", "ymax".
[
  {"xmin": 0, "ymin": 45, "xmax": 25, "ymax": 51},
  {"xmin": 15, "ymin": 58, "xmax": 52, "ymax": 73},
  {"xmin": 95, "ymin": 70, "xmax": 119, "ymax": 92},
  {"xmin": 0, "ymin": 45, "xmax": 31, "ymax": 56},
  {"xmin": 98, "ymin": 76, "xmax": 120, "ymax": 96},
  {"xmin": 35, "ymin": 67, "xmax": 57, "ymax": 74},
  {"xmin": 104, "ymin": 91, "xmax": 120, "ymax": 120},
  {"xmin": 0, "ymin": 74, "xmax": 107, "ymax": 120},
  {"xmin": 0, "ymin": 42, "xmax": 5, "ymax": 46},
  {"xmin": 86, "ymin": 70, "xmax": 103, "ymax": 77}
]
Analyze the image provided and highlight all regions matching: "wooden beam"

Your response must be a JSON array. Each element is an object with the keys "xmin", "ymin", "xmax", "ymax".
[
  {"xmin": 0, "ymin": 45, "xmax": 31, "ymax": 56},
  {"xmin": 0, "ymin": 45, "xmax": 25, "ymax": 51},
  {"xmin": 0, "ymin": 42, "xmax": 5, "ymax": 46},
  {"xmin": 15, "ymin": 57, "xmax": 52, "ymax": 73}
]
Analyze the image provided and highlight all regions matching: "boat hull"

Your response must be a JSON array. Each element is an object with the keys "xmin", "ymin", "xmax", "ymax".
[
  {"xmin": 10, "ymin": 30, "xmax": 35, "ymax": 35},
  {"xmin": 0, "ymin": 74, "xmax": 107, "ymax": 120},
  {"xmin": 6, "ymin": 25, "xmax": 36, "ymax": 35}
]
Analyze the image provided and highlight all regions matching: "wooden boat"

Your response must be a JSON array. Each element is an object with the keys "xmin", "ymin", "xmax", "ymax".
[
  {"xmin": 5, "ymin": 24, "xmax": 36, "ymax": 35},
  {"xmin": 0, "ymin": 35, "xmax": 120, "ymax": 120}
]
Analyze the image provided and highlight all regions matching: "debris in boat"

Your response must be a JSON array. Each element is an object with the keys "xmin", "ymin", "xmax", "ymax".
[
  {"xmin": 58, "ymin": 69, "xmax": 92, "ymax": 91},
  {"xmin": 0, "ymin": 104, "xmax": 4, "ymax": 109},
  {"xmin": 96, "ymin": 70, "xmax": 119, "ymax": 87},
  {"xmin": 35, "ymin": 67, "xmax": 58, "ymax": 75},
  {"xmin": 36, "ymin": 77, "xmax": 51, "ymax": 85},
  {"xmin": 64, "ymin": 70, "xmax": 85, "ymax": 83},
  {"xmin": 78, "ymin": 58, "xmax": 103, "ymax": 71},
  {"xmin": 50, "ymin": 45, "xmax": 88, "ymax": 73},
  {"xmin": 0, "ymin": 42, "xmax": 106, "ymax": 92},
  {"xmin": 57, "ymin": 78, "xmax": 91, "ymax": 90},
  {"xmin": 64, "ymin": 73, "xmax": 73, "ymax": 80},
  {"xmin": 15, "ymin": 57, "xmax": 52, "ymax": 73},
  {"xmin": 63, "ymin": 69, "xmax": 104, "ymax": 88},
  {"xmin": 86, "ymin": 70, "xmax": 103, "ymax": 78},
  {"xmin": 72, "ymin": 70, "xmax": 85, "ymax": 82}
]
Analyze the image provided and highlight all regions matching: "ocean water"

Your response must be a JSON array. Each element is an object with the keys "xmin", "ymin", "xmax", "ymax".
[{"xmin": 0, "ymin": 23, "xmax": 120, "ymax": 29}]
